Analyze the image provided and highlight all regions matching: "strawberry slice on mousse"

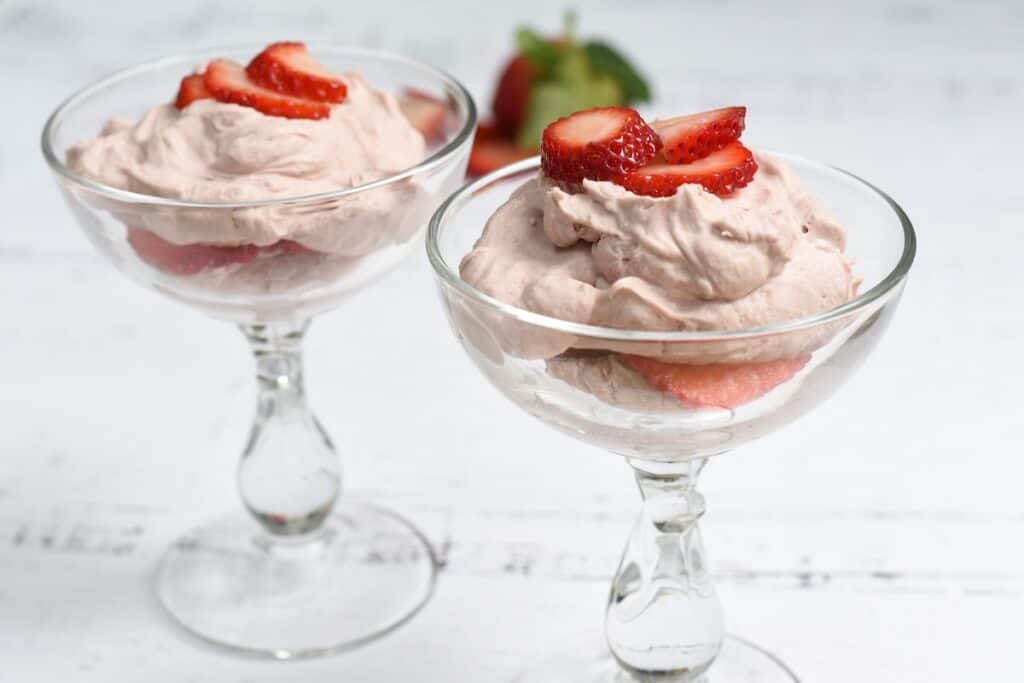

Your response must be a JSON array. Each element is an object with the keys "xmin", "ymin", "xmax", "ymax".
[
  {"xmin": 537, "ymin": 105, "xmax": 757, "ymax": 197},
  {"xmin": 175, "ymin": 74, "xmax": 213, "ymax": 110},
  {"xmin": 246, "ymin": 41, "xmax": 347, "ymax": 103},
  {"xmin": 651, "ymin": 106, "xmax": 747, "ymax": 165},
  {"xmin": 624, "ymin": 355, "xmax": 810, "ymax": 409},
  {"xmin": 204, "ymin": 59, "xmax": 330, "ymax": 120},
  {"xmin": 612, "ymin": 141, "xmax": 758, "ymax": 198},
  {"xmin": 541, "ymin": 106, "xmax": 661, "ymax": 185}
]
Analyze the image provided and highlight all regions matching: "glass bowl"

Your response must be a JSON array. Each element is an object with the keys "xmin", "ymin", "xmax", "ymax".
[
  {"xmin": 427, "ymin": 156, "xmax": 915, "ymax": 681},
  {"xmin": 42, "ymin": 45, "xmax": 476, "ymax": 658}
]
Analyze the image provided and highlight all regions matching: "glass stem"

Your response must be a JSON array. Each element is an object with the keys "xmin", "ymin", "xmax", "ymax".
[
  {"xmin": 606, "ymin": 457, "xmax": 724, "ymax": 680},
  {"xmin": 238, "ymin": 321, "xmax": 340, "ymax": 537}
]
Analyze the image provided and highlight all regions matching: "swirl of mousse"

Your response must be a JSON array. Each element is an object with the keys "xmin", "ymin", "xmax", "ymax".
[
  {"xmin": 66, "ymin": 72, "xmax": 428, "ymax": 258},
  {"xmin": 458, "ymin": 152, "xmax": 859, "ymax": 362}
]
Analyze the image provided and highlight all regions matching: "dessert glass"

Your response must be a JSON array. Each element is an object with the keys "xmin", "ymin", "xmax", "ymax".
[
  {"xmin": 42, "ymin": 45, "xmax": 476, "ymax": 658},
  {"xmin": 427, "ymin": 157, "xmax": 915, "ymax": 681}
]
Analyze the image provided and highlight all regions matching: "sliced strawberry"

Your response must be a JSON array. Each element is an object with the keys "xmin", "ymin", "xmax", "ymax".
[
  {"xmin": 127, "ymin": 229, "xmax": 311, "ymax": 276},
  {"xmin": 175, "ymin": 74, "xmax": 213, "ymax": 110},
  {"xmin": 399, "ymin": 88, "xmax": 448, "ymax": 142},
  {"xmin": 541, "ymin": 107, "xmax": 661, "ymax": 184},
  {"xmin": 246, "ymin": 41, "xmax": 347, "ymax": 103},
  {"xmin": 204, "ymin": 59, "xmax": 330, "ymax": 120},
  {"xmin": 613, "ymin": 141, "xmax": 758, "ymax": 198},
  {"xmin": 624, "ymin": 355, "xmax": 810, "ymax": 409},
  {"xmin": 274, "ymin": 240, "xmax": 312, "ymax": 255},
  {"xmin": 652, "ymin": 106, "xmax": 746, "ymax": 164},
  {"xmin": 467, "ymin": 129, "xmax": 533, "ymax": 177},
  {"xmin": 127, "ymin": 229, "xmax": 260, "ymax": 275},
  {"xmin": 492, "ymin": 55, "xmax": 535, "ymax": 137}
]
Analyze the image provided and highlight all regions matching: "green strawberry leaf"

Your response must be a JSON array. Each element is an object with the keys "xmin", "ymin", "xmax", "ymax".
[
  {"xmin": 583, "ymin": 40, "xmax": 652, "ymax": 104},
  {"xmin": 516, "ymin": 27, "xmax": 560, "ymax": 75},
  {"xmin": 552, "ymin": 43, "xmax": 589, "ymax": 83},
  {"xmin": 516, "ymin": 75, "xmax": 624, "ymax": 150}
]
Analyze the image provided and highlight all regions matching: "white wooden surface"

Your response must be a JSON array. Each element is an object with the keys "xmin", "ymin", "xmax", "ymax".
[{"xmin": 2, "ymin": 0, "xmax": 1022, "ymax": 681}]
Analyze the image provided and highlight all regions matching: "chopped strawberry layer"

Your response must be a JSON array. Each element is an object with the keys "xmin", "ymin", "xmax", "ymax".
[
  {"xmin": 127, "ymin": 229, "xmax": 311, "ymax": 276},
  {"xmin": 624, "ymin": 354, "xmax": 810, "ymax": 409}
]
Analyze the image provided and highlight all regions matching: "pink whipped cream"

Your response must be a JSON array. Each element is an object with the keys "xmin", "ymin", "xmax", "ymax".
[
  {"xmin": 460, "ymin": 152, "xmax": 857, "ymax": 341},
  {"xmin": 66, "ymin": 72, "xmax": 426, "ymax": 257}
]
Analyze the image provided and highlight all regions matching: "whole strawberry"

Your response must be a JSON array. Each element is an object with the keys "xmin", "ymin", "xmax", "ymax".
[{"xmin": 469, "ymin": 13, "xmax": 652, "ymax": 177}]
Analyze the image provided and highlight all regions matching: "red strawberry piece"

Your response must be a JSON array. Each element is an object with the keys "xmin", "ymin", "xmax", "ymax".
[
  {"xmin": 476, "ymin": 120, "xmax": 501, "ymax": 140},
  {"xmin": 127, "ymin": 229, "xmax": 313, "ymax": 276},
  {"xmin": 398, "ymin": 88, "xmax": 448, "ymax": 142},
  {"xmin": 492, "ymin": 55, "xmax": 535, "ymax": 137},
  {"xmin": 652, "ymin": 106, "xmax": 746, "ymax": 164},
  {"xmin": 273, "ymin": 240, "xmax": 312, "ymax": 255},
  {"xmin": 204, "ymin": 59, "xmax": 330, "ymax": 120},
  {"xmin": 127, "ymin": 229, "xmax": 260, "ymax": 275},
  {"xmin": 246, "ymin": 41, "xmax": 347, "ymax": 103},
  {"xmin": 613, "ymin": 141, "xmax": 758, "ymax": 198},
  {"xmin": 624, "ymin": 354, "xmax": 810, "ymax": 409},
  {"xmin": 467, "ymin": 124, "xmax": 534, "ymax": 177},
  {"xmin": 541, "ymin": 107, "xmax": 661, "ymax": 184},
  {"xmin": 175, "ymin": 74, "xmax": 212, "ymax": 110}
]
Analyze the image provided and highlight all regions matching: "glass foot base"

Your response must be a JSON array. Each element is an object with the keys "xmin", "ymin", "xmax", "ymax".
[
  {"xmin": 515, "ymin": 635, "xmax": 800, "ymax": 682},
  {"xmin": 157, "ymin": 500, "xmax": 437, "ymax": 658}
]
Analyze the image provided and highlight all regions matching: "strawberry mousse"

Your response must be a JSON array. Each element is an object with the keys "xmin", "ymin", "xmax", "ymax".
[
  {"xmin": 459, "ymin": 106, "xmax": 859, "ymax": 409},
  {"xmin": 67, "ymin": 42, "xmax": 443, "ymax": 280}
]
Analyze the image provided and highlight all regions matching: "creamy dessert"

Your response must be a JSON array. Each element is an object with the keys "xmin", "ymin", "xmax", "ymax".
[
  {"xmin": 459, "ymin": 106, "xmax": 859, "ymax": 409},
  {"xmin": 67, "ymin": 42, "xmax": 447, "ymax": 278}
]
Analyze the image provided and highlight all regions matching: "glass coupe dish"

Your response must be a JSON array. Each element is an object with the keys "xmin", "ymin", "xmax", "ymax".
[
  {"xmin": 42, "ymin": 45, "xmax": 476, "ymax": 658},
  {"xmin": 427, "ymin": 156, "xmax": 915, "ymax": 682}
]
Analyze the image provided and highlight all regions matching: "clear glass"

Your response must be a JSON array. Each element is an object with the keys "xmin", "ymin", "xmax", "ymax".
[
  {"xmin": 428, "ymin": 157, "xmax": 915, "ymax": 681},
  {"xmin": 42, "ymin": 45, "xmax": 476, "ymax": 658}
]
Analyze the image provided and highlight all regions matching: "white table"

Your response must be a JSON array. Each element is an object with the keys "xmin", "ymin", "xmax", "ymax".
[{"xmin": 2, "ymin": 0, "xmax": 1022, "ymax": 680}]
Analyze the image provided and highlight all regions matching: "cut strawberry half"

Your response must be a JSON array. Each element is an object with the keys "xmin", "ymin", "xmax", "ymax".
[
  {"xmin": 624, "ymin": 355, "xmax": 810, "ymax": 409},
  {"xmin": 246, "ymin": 41, "xmax": 347, "ymax": 103},
  {"xmin": 175, "ymin": 74, "xmax": 213, "ymax": 110},
  {"xmin": 399, "ymin": 88, "xmax": 448, "ymax": 142},
  {"xmin": 492, "ymin": 55, "xmax": 534, "ymax": 137},
  {"xmin": 467, "ymin": 123, "xmax": 533, "ymax": 177},
  {"xmin": 127, "ymin": 229, "xmax": 311, "ymax": 276},
  {"xmin": 652, "ymin": 106, "xmax": 746, "ymax": 164},
  {"xmin": 541, "ymin": 106, "xmax": 661, "ymax": 184},
  {"xmin": 613, "ymin": 141, "xmax": 758, "ymax": 198},
  {"xmin": 204, "ymin": 59, "xmax": 330, "ymax": 120}
]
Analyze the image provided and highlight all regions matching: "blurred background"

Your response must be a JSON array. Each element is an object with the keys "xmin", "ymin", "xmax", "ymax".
[{"xmin": 2, "ymin": 0, "xmax": 1022, "ymax": 681}]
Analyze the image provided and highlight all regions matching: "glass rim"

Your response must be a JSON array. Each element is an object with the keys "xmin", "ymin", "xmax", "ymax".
[
  {"xmin": 40, "ymin": 43, "xmax": 478, "ymax": 210},
  {"xmin": 426, "ymin": 153, "xmax": 917, "ymax": 343}
]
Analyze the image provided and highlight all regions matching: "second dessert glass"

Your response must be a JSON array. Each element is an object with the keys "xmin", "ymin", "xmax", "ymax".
[
  {"xmin": 42, "ymin": 45, "xmax": 476, "ymax": 658},
  {"xmin": 428, "ymin": 157, "xmax": 915, "ymax": 681}
]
